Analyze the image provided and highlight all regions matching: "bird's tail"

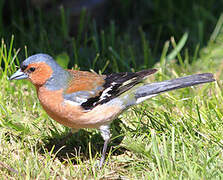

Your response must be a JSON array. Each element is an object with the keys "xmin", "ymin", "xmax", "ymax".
[{"xmin": 133, "ymin": 73, "xmax": 215, "ymax": 104}]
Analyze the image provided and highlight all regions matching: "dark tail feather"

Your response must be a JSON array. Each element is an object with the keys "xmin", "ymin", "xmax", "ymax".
[{"xmin": 135, "ymin": 73, "xmax": 215, "ymax": 103}]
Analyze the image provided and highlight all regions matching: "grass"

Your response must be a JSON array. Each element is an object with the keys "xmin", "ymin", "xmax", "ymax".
[
  {"xmin": 1, "ymin": 1, "xmax": 223, "ymax": 178},
  {"xmin": 2, "ymin": 0, "xmax": 223, "ymax": 70},
  {"xmin": 0, "ymin": 19, "xmax": 223, "ymax": 178}
]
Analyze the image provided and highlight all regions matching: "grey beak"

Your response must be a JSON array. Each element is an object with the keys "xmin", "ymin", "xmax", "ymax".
[{"xmin": 9, "ymin": 69, "xmax": 29, "ymax": 80}]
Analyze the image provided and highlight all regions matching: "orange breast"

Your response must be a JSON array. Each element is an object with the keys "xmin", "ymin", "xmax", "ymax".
[{"xmin": 36, "ymin": 86, "xmax": 122, "ymax": 129}]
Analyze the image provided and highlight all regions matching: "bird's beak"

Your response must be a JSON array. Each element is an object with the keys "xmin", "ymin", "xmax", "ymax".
[{"xmin": 9, "ymin": 69, "xmax": 29, "ymax": 80}]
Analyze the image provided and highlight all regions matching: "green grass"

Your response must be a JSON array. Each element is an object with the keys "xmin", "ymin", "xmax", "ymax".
[
  {"xmin": 2, "ymin": 0, "xmax": 223, "ymax": 71},
  {"xmin": 0, "ymin": 21, "xmax": 223, "ymax": 178},
  {"xmin": 1, "ymin": 3, "xmax": 223, "ymax": 178}
]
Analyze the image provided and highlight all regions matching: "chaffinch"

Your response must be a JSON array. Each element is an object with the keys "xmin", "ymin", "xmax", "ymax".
[{"xmin": 9, "ymin": 54, "xmax": 215, "ymax": 167}]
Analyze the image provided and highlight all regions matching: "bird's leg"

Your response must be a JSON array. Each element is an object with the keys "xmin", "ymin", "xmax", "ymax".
[{"xmin": 99, "ymin": 125, "xmax": 111, "ymax": 167}]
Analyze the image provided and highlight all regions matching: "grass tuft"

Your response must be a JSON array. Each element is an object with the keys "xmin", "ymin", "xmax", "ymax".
[{"xmin": 0, "ymin": 9, "xmax": 223, "ymax": 180}]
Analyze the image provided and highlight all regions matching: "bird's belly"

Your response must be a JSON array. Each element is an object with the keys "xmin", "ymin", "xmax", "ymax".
[
  {"xmin": 37, "ymin": 86, "xmax": 123, "ymax": 129},
  {"xmin": 41, "ymin": 101, "xmax": 122, "ymax": 129}
]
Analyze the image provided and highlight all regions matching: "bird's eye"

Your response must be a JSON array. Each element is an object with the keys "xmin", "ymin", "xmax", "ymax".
[{"xmin": 29, "ymin": 67, "xmax": 36, "ymax": 72}]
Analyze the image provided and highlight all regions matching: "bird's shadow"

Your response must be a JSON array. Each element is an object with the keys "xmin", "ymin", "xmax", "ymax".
[{"xmin": 39, "ymin": 118, "xmax": 126, "ymax": 164}]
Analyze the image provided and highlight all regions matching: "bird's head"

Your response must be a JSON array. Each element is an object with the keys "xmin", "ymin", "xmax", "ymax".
[{"xmin": 9, "ymin": 54, "xmax": 70, "ymax": 89}]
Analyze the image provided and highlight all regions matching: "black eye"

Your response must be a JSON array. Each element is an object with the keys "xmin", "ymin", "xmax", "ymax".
[
  {"xmin": 29, "ymin": 67, "xmax": 36, "ymax": 72},
  {"xmin": 21, "ymin": 65, "xmax": 28, "ymax": 71}
]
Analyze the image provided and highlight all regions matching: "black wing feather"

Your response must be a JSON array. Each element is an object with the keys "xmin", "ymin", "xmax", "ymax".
[{"xmin": 81, "ymin": 69, "xmax": 157, "ymax": 110}]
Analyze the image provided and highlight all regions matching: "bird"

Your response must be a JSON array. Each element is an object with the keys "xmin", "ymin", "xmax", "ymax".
[{"xmin": 9, "ymin": 53, "xmax": 215, "ymax": 167}]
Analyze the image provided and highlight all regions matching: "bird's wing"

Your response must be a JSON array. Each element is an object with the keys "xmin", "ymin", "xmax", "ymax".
[
  {"xmin": 63, "ymin": 70, "xmax": 105, "ymax": 105},
  {"xmin": 63, "ymin": 69, "xmax": 157, "ymax": 110}
]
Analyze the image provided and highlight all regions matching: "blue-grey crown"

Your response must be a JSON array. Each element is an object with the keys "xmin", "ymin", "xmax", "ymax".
[{"xmin": 22, "ymin": 53, "xmax": 61, "ymax": 71}]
